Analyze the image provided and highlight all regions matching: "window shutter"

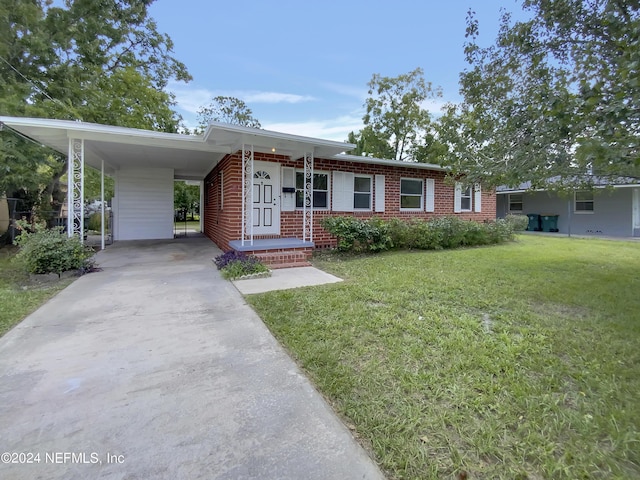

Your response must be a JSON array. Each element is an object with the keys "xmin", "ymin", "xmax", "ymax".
[
  {"xmin": 425, "ymin": 178, "xmax": 435, "ymax": 212},
  {"xmin": 281, "ymin": 167, "xmax": 295, "ymax": 211},
  {"xmin": 374, "ymin": 175, "xmax": 385, "ymax": 212},
  {"xmin": 474, "ymin": 184, "xmax": 482, "ymax": 212},
  {"xmin": 332, "ymin": 171, "xmax": 354, "ymax": 211},
  {"xmin": 454, "ymin": 182, "xmax": 462, "ymax": 213}
]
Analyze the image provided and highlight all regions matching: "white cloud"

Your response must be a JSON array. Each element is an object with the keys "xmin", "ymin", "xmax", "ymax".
[
  {"xmin": 167, "ymin": 81, "xmax": 315, "ymax": 112},
  {"xmin": 241, "ymin": 91, "xmax": 316, "ymax": 104},
  {"xmin": 168, "ymin": 83, "xmax": 213, "ymax": 115},
  {"xmin": 320, "ymin": 81, "xmax": 368, "ymax": 100},
  {"xmin": 263, "ymin": 115, "xmax": 364, "ymax": 142}
]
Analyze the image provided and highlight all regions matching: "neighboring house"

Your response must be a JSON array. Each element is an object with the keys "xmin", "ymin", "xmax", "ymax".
[
  {"xmin": 0, "ymin": 117, "xmax": 495, "ymax": 266},
  {"xmin": 497, "ymin": 181, "xmax": 640, "ymax": 238}
]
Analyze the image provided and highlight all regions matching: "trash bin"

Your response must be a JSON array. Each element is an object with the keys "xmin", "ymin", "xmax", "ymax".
[
  {"xmin": 526, "ymin": 213, "xmax": 541, "ymax": 231},
  {"xmin": 540, "ymin": 214, "xmax": 559, "ymax": 232}
]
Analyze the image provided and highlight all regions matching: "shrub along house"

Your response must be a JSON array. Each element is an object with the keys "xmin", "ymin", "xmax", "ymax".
[{"xmin": 0, "ymin": 117, "xmax": 496, "ymax": 267}]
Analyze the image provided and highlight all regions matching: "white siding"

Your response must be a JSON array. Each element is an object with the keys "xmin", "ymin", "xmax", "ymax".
[{"xmin": 114, "ymin": 168, "xmax": 174, "ymax": 240}]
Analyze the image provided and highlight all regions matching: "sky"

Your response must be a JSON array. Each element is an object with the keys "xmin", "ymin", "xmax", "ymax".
[{"xmin": 148, "ymin": 0, "xmax": 526, "ymax": 141}]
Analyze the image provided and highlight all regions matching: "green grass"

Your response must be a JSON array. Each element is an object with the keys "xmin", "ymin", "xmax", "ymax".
[
  {"xmin": 174, "ymin": 220, "xmax": 201, "ymax": 231},
  {"xmin": 0, "ymin": 247, "xmax": 73, "ymax": 337},
  {"xmin": 247, "ymin": 236, "xmax": 640, "ymax": 479}
]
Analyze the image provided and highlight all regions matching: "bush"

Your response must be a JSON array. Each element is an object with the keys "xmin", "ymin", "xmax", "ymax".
[
  {"xmin": 505, "ymin": 214, "xmax": 529, "ymax": 231},
  {"xmin": 321, "ymin": 215, "xmax": 515, "ymax": 253},
  {"xmin": 213, "ymin": 251, "xmax": 270, "ymax": 280},
  {"xmin": 320, "ymin": 216, "xmax": 393, "ymax": 253},
  {"xmin": 14, "ymin": 223, "xmax": 95, "ymax": 276},
  {"xmin": 87, "ymin": 213, "xmax": 102, "ymax": 232}
]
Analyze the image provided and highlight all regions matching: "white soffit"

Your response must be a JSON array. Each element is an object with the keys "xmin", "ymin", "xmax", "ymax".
[{"xmin": 203, "ymin": 121, "xmax": 355, "ymax": 158}]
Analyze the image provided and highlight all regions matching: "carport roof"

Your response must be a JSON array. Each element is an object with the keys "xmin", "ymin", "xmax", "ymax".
[{"xmin": 0, "ymin": 116, "xmax": 355, "ymax": 181}]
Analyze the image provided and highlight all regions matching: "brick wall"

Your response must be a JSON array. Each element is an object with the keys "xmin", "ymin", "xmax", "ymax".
[{"xmin": 204, "ymin": 152, "xmax": 497, "ymax": 250}]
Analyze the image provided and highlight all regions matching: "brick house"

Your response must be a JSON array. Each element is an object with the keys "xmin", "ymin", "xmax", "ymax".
[
  {"xmin": 0, "ymin": 117, "xmax": 495, "ymax": 264},
  {"xmin": 202, "ymin": 124, "xmax": 495, "ymax": 267}
]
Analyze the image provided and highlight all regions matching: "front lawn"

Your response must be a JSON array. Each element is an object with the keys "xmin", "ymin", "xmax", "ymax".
[
  {"xmin": 0, "ymin": 247, "xmax": 73, "ymax": 337},
  {"xmin": 247, "ymin": 236, "xmax": 640, "ymax": 479}
]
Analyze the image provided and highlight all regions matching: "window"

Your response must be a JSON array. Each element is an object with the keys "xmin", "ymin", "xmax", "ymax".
[
  {"xmin": 296, "ymin": 171, "xmax": 329, "ymax": 209},
  {"xmin": 460, "ymin": 186, "xmax": 472, "ymax": 211},
  {"xmin": 454, "ymin": 182, "xmax": 482, "ymax": 213},
  {"xmin": 400, "ymin": 178, "xmax": 423, "ymax": 210},
  {"xmin": 575, "ymin": 191, "xmax": 594, "ymax": 213},
  {"xmin": 509, "ymin": 193, "xmax": 523, "ymax": 212},
  {"xmin": 354, "ymin": 175, "xmax": 372, "ymax": 209}
]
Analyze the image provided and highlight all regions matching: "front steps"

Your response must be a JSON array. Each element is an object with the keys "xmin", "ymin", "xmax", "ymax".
[{"xmin": 228, "ymin": 238, "xmax": 314, "ymax": 269}]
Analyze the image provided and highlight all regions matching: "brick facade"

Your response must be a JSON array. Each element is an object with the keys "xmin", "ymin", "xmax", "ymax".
[{"xmin": 203, "ymin": 152, "xmax": 497, "ymax": 251}]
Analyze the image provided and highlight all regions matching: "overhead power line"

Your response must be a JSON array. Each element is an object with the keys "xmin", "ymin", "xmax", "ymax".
[{"xmin": 0, "ymin": 54, "xmax": 82, "ymax": 121}]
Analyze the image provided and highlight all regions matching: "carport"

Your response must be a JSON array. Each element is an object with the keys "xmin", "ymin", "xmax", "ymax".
[{"xmin": 0, "ymin": 117, "xmax": 232, "ymax": 248}]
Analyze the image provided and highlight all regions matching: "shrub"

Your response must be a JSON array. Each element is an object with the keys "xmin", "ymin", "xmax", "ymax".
[
  {"xmin": 505, "ymin": 214, "xmax": 529, "ymax": 231},
  {"xmin": 320, "ymin": 216, "xmax": 393, "ymax": 253},
  {"xmin": 213, "ymin": 251, "xmax": 270, "ymax": 280},
  {"xmin": 14, "ymin": 223, "xmax": 95, "ymax": 276},
  {"xmin": 87, "ymin": 213, "xmax": 102, "ymax": 232},
  {"xmin": 322, "ymin": 215, "xmax": 515, "ymax": 253}
]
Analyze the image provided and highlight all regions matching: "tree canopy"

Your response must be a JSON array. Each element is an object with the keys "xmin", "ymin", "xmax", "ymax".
[
  {"xmin": 347, "ymin": 68, "xmax": 441, "ymax": 162},
  {"xmin": 437, "ymin": 0, "xmax": 640, "ymax": 189},
  {"xmin": 196, "ymin": 96, "xmax": 262, "ymax": 131},
  {"xmin": 0, "ymin": 0, "xmax": 190, "ymax": 220},
  {"xmin": 174, "ymin": 181, "xmax": 199, "ymax": 221}
]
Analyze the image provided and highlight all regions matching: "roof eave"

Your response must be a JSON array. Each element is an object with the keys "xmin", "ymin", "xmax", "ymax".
[{"xmin": 333, "ymin": 153, "xmax": 448, "ymax": 171}]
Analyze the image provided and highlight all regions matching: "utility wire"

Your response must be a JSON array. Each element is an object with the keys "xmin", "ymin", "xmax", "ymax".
[{"xmin": 0, "ymin": 54, "xmax": 82, "ymax": 121}]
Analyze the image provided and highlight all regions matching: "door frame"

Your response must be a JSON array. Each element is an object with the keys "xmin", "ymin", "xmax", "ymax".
[{"xmin": 252, "ymin": 161, "xmax": 281, "ymax": 236}]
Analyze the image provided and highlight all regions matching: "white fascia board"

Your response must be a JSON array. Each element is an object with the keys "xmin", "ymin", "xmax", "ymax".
[
  {"xmin": 203, "ymin": 121, "xmax": 355, "ymax": 155},
  {"xmin": 0, "ymin": 116, "xmax": 229, "ymax": 153},
  {"xmin": 1, "ymin": 116, "xmax": 194, "ymax": 141},
  {"xmin": 497, "ymin": 184, "xmax": 640, "ymax": 194},
  {"xmin": 496, "ymin": 189, "xmax": 528, "ymax": 195},
  {"xmin": 332, "ymin": 154, "xmax": 448, "ymax": 172}
]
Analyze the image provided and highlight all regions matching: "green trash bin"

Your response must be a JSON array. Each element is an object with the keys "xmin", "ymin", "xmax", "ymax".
[
  {"xmin": 526, "ymin": 213, "xmax": 541, "ymax": 231},
  {"xmin": 540, "ymin": 214, "xmax": 559, "ymax": 232}
]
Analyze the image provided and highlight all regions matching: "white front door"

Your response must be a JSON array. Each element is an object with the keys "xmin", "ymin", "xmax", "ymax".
[{"xmin": 252, "ymin": 162, "xmax": 280, "ymax": 235}]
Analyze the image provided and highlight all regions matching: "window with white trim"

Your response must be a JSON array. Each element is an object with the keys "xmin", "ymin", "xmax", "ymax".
[
  {"xmin": 296, "ymin": 171, "xmax": 329, "ymax": 209},
  {"xmin": 509, "ymin": 193, "xmax": 523, "ymax": 213},
  {"xmin": 354, "ymin": 175, "xmax": 372, "ymax": 210},
  {"xmin": 400, "ymin": 178, "xmax": 423, "ymax": 210},
  {"xmin": 575, "ymin": 191, "xmax": 594, "ymax": 213},
  {"xmin": 454, "ymin": 182, "xmax": 482, "ymax": 213},
  {"xmin": 460, "ymin": 186, "xmax": 472, "ymax": 211}
]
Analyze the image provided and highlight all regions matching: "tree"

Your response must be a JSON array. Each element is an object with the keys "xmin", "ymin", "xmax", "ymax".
[
  {"xmin": 437, "ymin": 1, "xmax": 640, "ymax": 189},
  {"xmin": 196, "ymin": 96, "xmax": 261, "ymax": 131},
  {"xmin": 0, "ymin": 0, "xmax": 191, "ymax": 222},
  {"xmin": 174, "ymin": 181, "xmax": 199, "ymax": 221},
  {"xmin": 347, "ymin": 68, "xmax": 441, "ymax": 161}
]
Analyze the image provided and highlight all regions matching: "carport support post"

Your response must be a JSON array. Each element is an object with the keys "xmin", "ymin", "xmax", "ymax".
[
  {"xmin": 101, "ymin": 158, "xmax": 105, "ymax": 250},
  {"xmin": 241, "ymin": 144, "xmax": 254, "ymax": 246},
  {"xmin": 67, "ymin": 138, "xmax": 85, "ymax": 242},
  {"xmin": 303, "ymin": 151, "xmax": 314, "ymax": 242}
]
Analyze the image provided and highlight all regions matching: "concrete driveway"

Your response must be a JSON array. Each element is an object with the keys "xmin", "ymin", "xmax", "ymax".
[{"xmin": 0, "ymin": 236, "xmax": 384, "ymax": 480}]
